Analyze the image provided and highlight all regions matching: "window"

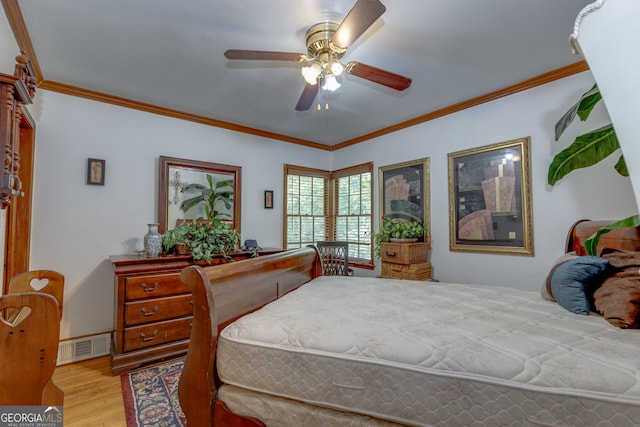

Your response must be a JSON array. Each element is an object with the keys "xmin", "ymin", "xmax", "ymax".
[
  {"xmin": 284, "ymin": 165, "xmax": 329, "ymax": 250},
  {"xmin": 332, "ymin": 163, "xmax": 373, "ymax": 267},
  {"xmin": 284, "ymin": 163, "xmax": 373, "ymax": 268}
]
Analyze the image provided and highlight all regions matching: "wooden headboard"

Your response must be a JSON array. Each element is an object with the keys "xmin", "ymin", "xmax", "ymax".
[{"xmin": 566, "ymin": 219, "xmax": 640, "ymax": 255}]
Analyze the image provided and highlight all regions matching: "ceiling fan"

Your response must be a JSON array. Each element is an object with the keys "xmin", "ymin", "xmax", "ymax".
[{"xmin": 224, "ymin": 0, "xmax": 412, "ymax": 111}]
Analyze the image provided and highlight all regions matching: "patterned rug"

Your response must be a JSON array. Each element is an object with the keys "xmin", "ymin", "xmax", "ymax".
[{"xmin": 120, "ymin": 358, "xmax": 186, "ymax": 427}]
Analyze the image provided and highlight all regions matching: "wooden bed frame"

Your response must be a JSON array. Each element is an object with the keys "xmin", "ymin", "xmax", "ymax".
[
  {"xmin": 178, "ymin": 247, "xmax": 322, "ymax": 427},
  {"xmin": 178, "ymin": 220, "xmax": 640, "ymax": 426}
]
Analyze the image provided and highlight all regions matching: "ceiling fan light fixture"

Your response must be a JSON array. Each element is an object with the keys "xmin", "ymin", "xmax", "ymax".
[
  {"xmin": 330, "ymin": 60, "xmax": 344, "ymax": 76},
  {"xmin": 322, "ymin": 74, "xmax": 341, "ymax": 91},
  {"xmin": 301, "ymin": 63, "xmax": 322, "ymax": 85}
]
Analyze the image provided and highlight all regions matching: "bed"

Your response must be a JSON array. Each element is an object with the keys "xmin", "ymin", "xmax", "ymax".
[{"xmin": 178, "ymin": 220, "xmax": 640, "ymax": 427}]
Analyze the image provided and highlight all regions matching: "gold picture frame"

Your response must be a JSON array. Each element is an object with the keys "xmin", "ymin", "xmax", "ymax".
[
  {"xmin": 158, "ymin": 156, "xmax": 241, "ymax": 234},
  {"xmin": 378, "ymin": 157, "xmax": 431, "ymax": 242},
  {"xmin": 448, "ymin": 137, "xmax": 533, "ymax": 255}
]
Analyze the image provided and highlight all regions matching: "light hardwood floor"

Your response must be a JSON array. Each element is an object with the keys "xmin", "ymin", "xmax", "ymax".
[{"xmin": 52, "ymin": 356, "xmax": 127, "ymax": 426}]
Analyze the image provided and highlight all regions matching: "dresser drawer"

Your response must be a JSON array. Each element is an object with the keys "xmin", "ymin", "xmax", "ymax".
[
  {"xmin": 125, "ymin": 272, "xmax": 189, "ymax": 300},
  {"xmin": 124, "ymin": 294, "xmax": 193, "ymax": 326},
  {"xmin": 124, "ymin": 317, "xmax": 193, "ymax": 352}
]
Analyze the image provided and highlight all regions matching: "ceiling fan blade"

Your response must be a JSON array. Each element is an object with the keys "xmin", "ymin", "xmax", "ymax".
[
  {"xmin": 295, "ymin": 78, "xmax": 322, "ymax": 111},
  {"xmin": 346, "ymin": 61, "xmax": 411, "ymax": 91},
  {"xmin": 332, "ymin": 0, "xmax": 386, "ymax": 49},
  {"xmin": 224, "ymin": 50, "xmax": 306, "ymax": 62}
]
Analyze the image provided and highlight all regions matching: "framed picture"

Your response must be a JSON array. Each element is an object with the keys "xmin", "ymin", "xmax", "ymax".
[
  {"xmin": 86, "ymin": 158, "xmax": 105, "ymax": 185},
  {"xmin": 448, "ymin": 137, "xmax": 533, "ymax": 255},
  {"xmin": 264, "ymin": 190, "xmax": 274, "ymax": 209},
  {"xmin": 378, "ymin": 158, "xmax": 430, "ymax": 242},
  {"xmin": 158, "ymin": 156, "xmax": 242, "ymax": 233}
]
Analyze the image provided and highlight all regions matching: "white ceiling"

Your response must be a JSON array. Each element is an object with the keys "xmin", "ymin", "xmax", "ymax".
[{"xmin": 12, "ymin": 0, "xmax": 593, "ymax": 147}]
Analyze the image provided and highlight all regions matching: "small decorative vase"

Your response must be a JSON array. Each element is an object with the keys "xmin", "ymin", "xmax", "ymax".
[{"xmin": 144, "ymin": 223, "xmax": 162, "ymax": 258}]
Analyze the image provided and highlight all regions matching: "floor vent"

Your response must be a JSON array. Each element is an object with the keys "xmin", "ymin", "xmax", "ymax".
[{"xmin": 57, "ymin": 333, "xmax": 111, "ymax": 365}]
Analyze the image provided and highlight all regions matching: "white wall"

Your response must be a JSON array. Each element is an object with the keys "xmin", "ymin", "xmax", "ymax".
[
  {"xmin": 336, "ymin": 71, "xmax": 638, "ymax": 287},
  {"xmin": 30, "ymin": 90, "xmax": 330, "ymax": 339}
]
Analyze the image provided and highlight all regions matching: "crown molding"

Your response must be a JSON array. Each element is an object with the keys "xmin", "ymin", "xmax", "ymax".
[
  {"xmin": 1, "ymin": 0, "xmax": 43, "ymax": 83},
  {"xmin": 332, "ymin": 61, "xmax": 590, "ymax": 151},
  {"xmin": 38, "ymin": 80, "xmax": 330, "ymax": 151}
]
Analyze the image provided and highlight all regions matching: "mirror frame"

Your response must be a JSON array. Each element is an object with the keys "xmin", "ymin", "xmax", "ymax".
[{"xmin": 158, "ymin": 156, "xmax": 242, "ymax": 234}]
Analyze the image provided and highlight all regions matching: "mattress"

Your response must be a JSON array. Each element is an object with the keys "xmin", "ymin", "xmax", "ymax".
[{"xmin": 217, "ymin": 276, "xmax": 640, "ymax": 426}]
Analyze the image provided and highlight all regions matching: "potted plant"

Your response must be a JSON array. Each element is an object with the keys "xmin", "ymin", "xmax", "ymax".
[
  {"xmin": 162, "ymin": 221, "xmax": 195, "ymax": 255},
  {"xmin": 549, "ymin": 84, "xmax": 640, "ymax": 254},
  {"xmin": 161, "ymin": 220, "xmax": 240, "ymax": 262},
  {"xmin": 374, "ymin": 217, "xmax": 426, "ymax": 257},
  {"xmin": 180, "ymin": 174, "xmax": 234, "ymax": 225}
]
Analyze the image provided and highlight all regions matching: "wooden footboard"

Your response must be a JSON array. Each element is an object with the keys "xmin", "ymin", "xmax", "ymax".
[{"xmin": 178, "ymin": 247, "xmax": 322, "ymax": 427}]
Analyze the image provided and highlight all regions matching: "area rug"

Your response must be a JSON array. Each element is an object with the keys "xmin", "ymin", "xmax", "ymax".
[{"xmin": 120, "ymin": 357, "xmax": 186, "ymax": 427}]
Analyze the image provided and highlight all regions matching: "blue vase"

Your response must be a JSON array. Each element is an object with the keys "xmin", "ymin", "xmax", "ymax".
[{"xmin": 144, "ymin": 223, "xmax": 162, "ymax": 258}]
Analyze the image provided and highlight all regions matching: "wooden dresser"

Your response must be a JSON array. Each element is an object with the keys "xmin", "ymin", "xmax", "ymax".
[
  {"xmin": 379, "ymin": 242, "xmax": 432, "ymax": 281},
  {"xmin": 110, "ymin": 250, "xmax": 280, "ymax": 375}
]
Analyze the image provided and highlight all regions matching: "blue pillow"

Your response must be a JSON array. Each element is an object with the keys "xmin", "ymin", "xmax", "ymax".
[{"xmin": 550, "ymin": 256, "xmax": 610, "ymax": 315}]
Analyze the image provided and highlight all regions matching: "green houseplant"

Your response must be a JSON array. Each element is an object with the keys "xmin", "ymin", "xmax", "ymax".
[
  {"xmin": 548, "ymin": 84, "xmax": 627, "ymax": 186},
  {"xmin": 374, "ymin": 217, "xmax": 426, "ymax": 257},
  {"xmin": 180, "ymin": 174, "xmax": 234, "ymax": 224},
  {"xmin": 162, "ymin": 220, "xmax": 240, "ymax": 263},
  {"xmin": 549, "ymin": 84, "xmax": 640, "ymax": 254}
]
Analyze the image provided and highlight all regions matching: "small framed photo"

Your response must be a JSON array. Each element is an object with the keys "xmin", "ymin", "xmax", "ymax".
[
  {"xmin": 87, "ymin": 158, "xmax": 105, "ymax": 185},
  {"xmin": 264, "ymin": 190, "xmax": 274, "ymax": 209}
]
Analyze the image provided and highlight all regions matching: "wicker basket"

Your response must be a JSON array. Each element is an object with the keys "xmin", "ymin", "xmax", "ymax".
[
  {"xmin": 381, "ymin": 261, "xmax": 432, "ymax": 280},
  {"xmin": 380, "ymin": 242, "xmax": 429, "ymax": 265}
]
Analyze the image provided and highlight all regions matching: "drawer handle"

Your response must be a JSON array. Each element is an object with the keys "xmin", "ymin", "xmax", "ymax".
[
  {"xmin": 141, "ymin": 282, "xmax": 159, "ymax": 292},
  {"xmin": 140, "ymin": 330, "xmax": 158, "ymax": 342},
  {"xmin": 140, "ymin": 306, "xmax": 159, "ymax": 317},
  {"xmin": 385, "ymin": 251, "xmax": 397, "ymax": 257}
]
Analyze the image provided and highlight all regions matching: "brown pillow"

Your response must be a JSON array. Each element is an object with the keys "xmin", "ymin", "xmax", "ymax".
[{"xmin": 593, "ymin": 250, "xmax": 640, "ymax": 328}]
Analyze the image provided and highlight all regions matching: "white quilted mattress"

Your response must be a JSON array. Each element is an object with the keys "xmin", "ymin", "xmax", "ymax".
[{"xmin": 217, "ymin": 276, "xmax": 640, "ymax": 426}]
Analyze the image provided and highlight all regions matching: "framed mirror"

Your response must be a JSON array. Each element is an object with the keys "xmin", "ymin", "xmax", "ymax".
[
  {"xmin": 448, "ymin": 137, "xmax": 533, "ymax": 255},
  {"xmin": 158, "ymin": 156, "xmax": 242, "ymax": 233}
]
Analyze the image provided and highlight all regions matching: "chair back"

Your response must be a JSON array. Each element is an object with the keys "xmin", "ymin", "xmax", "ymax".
[
  {"xmin": 9, "ymin": 270, "xmax": 64, "ymax": 319},
  {"xmin": 0, "ymin": 293, "xmax": 60, "ymax": 405},
  {"xmin": 316, "ymin": 241, "xmax": 349, "ymax": 276},
  {"xmin": 8, "ymin": 270, "xmax": 65, "ymax": 405}
]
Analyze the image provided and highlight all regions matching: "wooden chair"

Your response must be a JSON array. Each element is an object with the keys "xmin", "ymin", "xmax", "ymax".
[
  {"xmin": 316, "ymin": 241, "xmax": 349, "ymax": 276},
  {"xmin": 0, "ymin": 293, "xmax": 60, "ymax": 405},
  {"xmin": 9, "ymin": 270, "xmax": 64, "ymax": 319},
  {"xmin": 8, "ymin": 270, "xmax": 65, "ymax": 405}
]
